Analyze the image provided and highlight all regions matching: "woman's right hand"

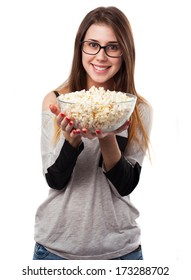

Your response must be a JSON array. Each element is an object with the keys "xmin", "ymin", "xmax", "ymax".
[{"xmin": 49, "ymin": 104, "xmax": 82, "ymax": 148}]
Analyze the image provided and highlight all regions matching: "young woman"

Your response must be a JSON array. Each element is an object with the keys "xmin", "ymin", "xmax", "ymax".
[{"xmin": 33, "ymin": 6, "xmax": 152, "ymax": 260}]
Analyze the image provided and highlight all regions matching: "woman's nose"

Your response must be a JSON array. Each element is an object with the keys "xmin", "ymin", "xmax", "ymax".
[{"xmin": 95, "ymin": 48, "xmax": 108, "ymax": 60}]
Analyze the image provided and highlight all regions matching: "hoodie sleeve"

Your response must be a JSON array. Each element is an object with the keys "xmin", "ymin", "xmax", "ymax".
[
  {"xmin": 103, "ymin": 102, "xmax": 153, "ymax": 196},
  {"xmin": 41, "ymin": 110, "xmax": 84, "ymax": 190}
]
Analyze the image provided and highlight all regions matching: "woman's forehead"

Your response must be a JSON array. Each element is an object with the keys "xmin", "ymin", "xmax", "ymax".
[{"xmin": 84, "ymin": 24, "xmax": 117, "ymax": 43}]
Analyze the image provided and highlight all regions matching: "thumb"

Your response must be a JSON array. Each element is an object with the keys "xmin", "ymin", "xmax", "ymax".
[{"xmin": 49, "ymin": 104, "xmax": 60, "ymax": 116}]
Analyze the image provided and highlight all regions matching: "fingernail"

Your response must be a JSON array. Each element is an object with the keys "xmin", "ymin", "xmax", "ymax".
[
  {"xmin": 69, "ymin": 121, "xmax": 73, "ymax": 126},
  {"xmin": 60, "ymin": 113, "xmax": 65, "ymax": 117},
  {"xmin": 95, "ymin": 129, "xmax": 101, "ymax": 134},
  {"xmin": 66, "ymin": 117, "xmax": 70, "ymax": 121},
  {"xmin": 82, "ymin": 128, "xmax": 87, "ymax": 133}
]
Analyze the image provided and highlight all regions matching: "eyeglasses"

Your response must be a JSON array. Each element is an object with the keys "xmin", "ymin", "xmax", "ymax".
[{"xmin": 81, "ymin": 41, "xmax": 123, "ymax": 58}]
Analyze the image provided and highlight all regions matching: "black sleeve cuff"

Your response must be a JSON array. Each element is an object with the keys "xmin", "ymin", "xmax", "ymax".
[
  {"xmin": 104, "ymin": 156, "xmax": 141, "ymax": 196},
  {"xmin": 60, "ymin": 140, "xmax": 84, "ymax": 162},
  {"xmin": 45, "ymin": 140, "xmax": 84, "ymax": 190}
]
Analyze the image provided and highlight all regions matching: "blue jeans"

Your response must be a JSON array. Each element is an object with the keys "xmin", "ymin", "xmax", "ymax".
[
  {"xmin": 33, "ymin": 243, "xmax": 67, "ymax": 260},
  {"xmin": 33, "ymin": 242, "xmax": 143, "ymax": 260},
  {"xmin": 111, "ymin": 247, "xmax": 143, "ymax": 260}
]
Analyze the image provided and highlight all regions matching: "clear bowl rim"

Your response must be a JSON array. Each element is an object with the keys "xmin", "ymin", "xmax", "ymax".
[{"xmin": 57, "ymin": 92, "xmax": 137, "ymax": 105}]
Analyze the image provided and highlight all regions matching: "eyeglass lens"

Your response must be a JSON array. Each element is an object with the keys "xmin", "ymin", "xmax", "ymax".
[{"xmin": 82, "ymin": 41, "xmax": 122, "ymax": 57}]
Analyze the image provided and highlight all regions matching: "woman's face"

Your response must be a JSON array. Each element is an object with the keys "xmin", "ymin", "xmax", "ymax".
[{"xmin": 82, "ymin": 24, "xmax": 123, "ymax": 89}]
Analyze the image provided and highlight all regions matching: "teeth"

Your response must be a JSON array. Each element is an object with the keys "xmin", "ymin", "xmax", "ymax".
[{"xmin": 94, "ymin": 65, "xmax": 108, "ymax": 71}]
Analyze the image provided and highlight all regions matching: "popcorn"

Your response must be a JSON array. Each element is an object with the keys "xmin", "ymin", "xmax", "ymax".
[{"xmin": 57, "ymin": 86, "xmax": 136, "ymax": 132}]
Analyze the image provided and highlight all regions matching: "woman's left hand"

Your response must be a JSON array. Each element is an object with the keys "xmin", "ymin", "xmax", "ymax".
[{"xmin": 80, "ymin": 120, "xmax": 130, "ymax": 139}]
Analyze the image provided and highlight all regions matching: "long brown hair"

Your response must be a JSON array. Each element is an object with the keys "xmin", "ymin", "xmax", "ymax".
[{"xmin": 54, "ymin": 6, "xmax": 151, "ymax": 154}]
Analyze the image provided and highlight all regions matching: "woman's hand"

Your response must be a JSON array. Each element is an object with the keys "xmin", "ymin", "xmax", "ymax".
[
  {"xmin": 49, "ymin": 104, "xmax": 82, "ymax": 148},
  {"xmin": 75, "ymin": 120, "xmax": 130, "ymax": 139},
  {"xmin": 49, "ymin": 103, "xmax": 129, "ymax": 142},
  {"xmin": 93, "ymin": 120, "xmax": 130, "ymax": 139}
]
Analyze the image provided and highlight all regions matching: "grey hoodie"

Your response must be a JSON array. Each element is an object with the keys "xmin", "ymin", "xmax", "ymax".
[{"xmin": 34, "ymin": 102, "xmax": 152, "ymax": 259}]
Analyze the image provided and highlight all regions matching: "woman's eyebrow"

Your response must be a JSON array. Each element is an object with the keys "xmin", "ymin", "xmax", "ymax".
[{"xmin": 86, "ymin": 39, "xmax": 119, "ymax": 44}]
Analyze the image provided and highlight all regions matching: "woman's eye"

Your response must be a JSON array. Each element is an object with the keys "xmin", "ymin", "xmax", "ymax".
[
  {"xmin": 107, "ymin": 45, "xmax": 119, "ymax": 51},
  {"xmin": 89, "ymin": 42, "xmax": 99, "ymax": 48}
]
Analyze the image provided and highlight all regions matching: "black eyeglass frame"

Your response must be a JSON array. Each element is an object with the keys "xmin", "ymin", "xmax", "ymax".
[{"xmin": 80, "ymin": 41, "xmax": 123, "ymax": 58}]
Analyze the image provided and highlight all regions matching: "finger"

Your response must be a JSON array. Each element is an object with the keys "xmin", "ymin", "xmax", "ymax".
[
  {"xmin": 95, "ymin": 130, "xmax": 108, "ymax": 139},
  {"xmin": 81, "ymin": 128, "xmax": 88, "ymax": 137},
  {"xmin": 124, "ymin": 120, "xmax": 130, "ymax": 127},
  {"xmin": 65, "ymin": 120, "xmax": 75, "ymax": 133},
  {"xmin": 49, "ymin": 104, "xmax": 60, "ymax": 116},
  {"xmin": 57, "ymin": 113, "xmax": 66, "ymax": 126},
  {"xmin": 60, "ymin": 116, "xmax": 71, "ymax": 131},
  {"xmin": 70, "ymin": 130, "xmax": 78, "ymax": 137},
  {"xmin": 95, "ymin": 129, "xmax": 101, "ymax": 135}
]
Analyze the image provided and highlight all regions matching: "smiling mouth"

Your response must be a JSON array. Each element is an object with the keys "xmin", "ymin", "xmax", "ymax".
[{"xmin": 93, "ymin": 65, "xmax": 110, "ymax": 71}]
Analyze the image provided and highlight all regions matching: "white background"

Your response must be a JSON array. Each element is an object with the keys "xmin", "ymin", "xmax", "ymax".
[{"xmin": 0, "ymin": 0, "xmax": 190, "ymax": 268}]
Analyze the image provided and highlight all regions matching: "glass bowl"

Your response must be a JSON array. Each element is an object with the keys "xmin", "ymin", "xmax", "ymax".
[{"xmin": 57, "ymin": 89, "xmax": 137, "ymax": 132}]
